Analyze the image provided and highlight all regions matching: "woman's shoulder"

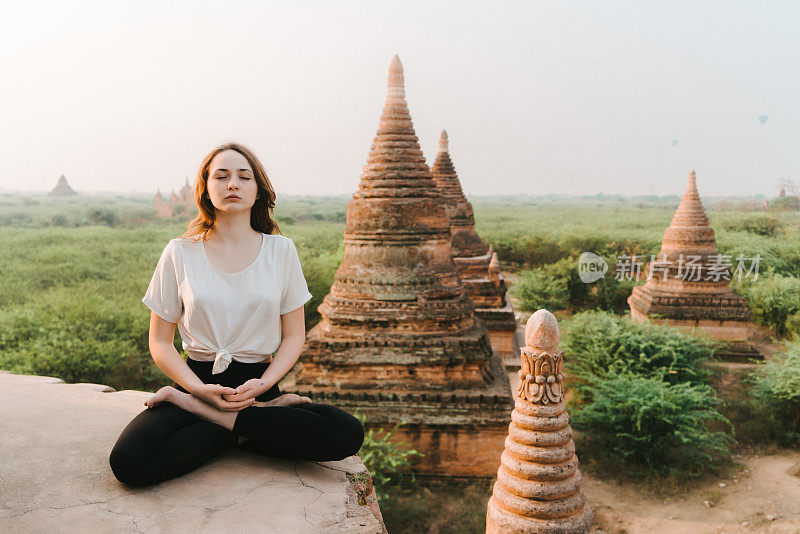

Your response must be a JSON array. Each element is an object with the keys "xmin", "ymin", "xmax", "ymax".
[
  {"xmin": 170, "ymin": 235, "xmax": 203, "ymax": 246},
  {"xmin": 163, "ymin": 236, "xmax": 202, "ymax": 256},
  {"xmin": 263, "ymin": 233, "xmax": 295, "ymax": 248}
]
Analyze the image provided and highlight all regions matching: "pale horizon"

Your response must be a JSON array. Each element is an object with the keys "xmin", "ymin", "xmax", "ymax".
[{"xmin": 2, "ymin": 1, "xmax": 797, "ymax": 198}]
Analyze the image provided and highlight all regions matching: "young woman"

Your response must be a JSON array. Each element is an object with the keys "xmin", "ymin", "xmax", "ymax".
[{"xmin": 109, "ymin": 142, "xmax": 364, "ymax": 487}]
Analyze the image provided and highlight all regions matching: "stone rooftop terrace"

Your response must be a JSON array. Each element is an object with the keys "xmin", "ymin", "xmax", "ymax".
[{"xmin": 0, "ymin": 370, "xmax": 386, "ymax": 533}]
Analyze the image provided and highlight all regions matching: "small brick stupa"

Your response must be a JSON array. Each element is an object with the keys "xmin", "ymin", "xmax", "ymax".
[
  {"xmin": 431, "ymin": 130, "xmax": 519, "ymax": 368},
  {"xmin": 47, "ymin": 175, "xmax": 77, "ymax": 197},
  {"xmin": 628, "ymin": 169, "xmax": 759, "ymax": 360},
  {"xmin": 288, "ymin": 56, "xmax": 513, "ymax": 480},
  {"xmin": 486, "ymin": 309, "xmax": 593, "ymax": 533}
]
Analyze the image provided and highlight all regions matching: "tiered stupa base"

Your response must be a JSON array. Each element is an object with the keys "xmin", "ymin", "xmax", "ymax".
[
  {"xmin": 629, "ymin": 286, "xmax": 762, "ymax": 362},
  {"xmin": 286, "ymin": 350, "xmax": 512, "ymax": 480},
  {"xmin": 454, "ymin": 254, "xmax": 518, "ymax": 368}
]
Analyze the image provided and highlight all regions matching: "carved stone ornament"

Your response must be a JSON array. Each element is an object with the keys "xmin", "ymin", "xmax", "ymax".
[{"xmin": 517, "ymin": 347, "xmax": 565, "ymax": 405}]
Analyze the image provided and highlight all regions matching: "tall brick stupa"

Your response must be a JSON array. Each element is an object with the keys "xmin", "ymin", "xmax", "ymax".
[
  {"xmin": 431, "ymin": 130, "xmax": 519, "ymax": 368},
  {"xmin": 628, "ymin": 169, "xmax": 759, "ymax": 360},
  {"xmin": 287, "ymin": 56, "xmax": 513, "ymax": 479}
]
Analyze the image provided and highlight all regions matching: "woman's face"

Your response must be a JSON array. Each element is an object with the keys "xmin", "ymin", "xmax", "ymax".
[{"xmin": 206, "ymin": 149, "xmax": 259, "ymax": 212}]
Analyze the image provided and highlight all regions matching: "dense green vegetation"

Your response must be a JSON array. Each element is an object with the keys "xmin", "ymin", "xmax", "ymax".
[
  {"xmin": 2, "ymin": 193, "xmax": 799, "ymax": 532},
  {"xmin": 571, "ymin": 374, "xmax": 734, "ymax": 477},
  {"xmin": 747, "ymin": 341, "xmax": 800, "ymax": 445},
  {"xmin": 561, "ymin": 311, "xmax": 717, "ymax": 391},
  {"xmin": 561, "ymin": 311, "xmax": 732, "ymax": 477},
  {"xmin": 733, "ymin": 271, "xmax": 800, "ymax": 336}
]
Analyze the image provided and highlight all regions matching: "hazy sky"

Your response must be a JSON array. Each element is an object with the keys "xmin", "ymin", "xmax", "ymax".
[{"xmin": 1, "ymin": 1, "xmax": 797, "ymax": 197}]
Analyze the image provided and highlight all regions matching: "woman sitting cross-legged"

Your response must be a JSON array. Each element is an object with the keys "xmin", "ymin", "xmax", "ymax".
[{"xmin": 109, "ymin": 142, "xmax": 364, "ymax": 488}]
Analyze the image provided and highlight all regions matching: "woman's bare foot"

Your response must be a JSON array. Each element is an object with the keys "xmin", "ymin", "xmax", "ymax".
[
  {"xmin": 144, "ymin": 386, "xmax": 240, "ymax": 431},
  {"xmin": 252, "ymin": 393, "xmax": 311, "ymax": 408},
  {"xmin": 144, "ymin": 386, "xmax": 177, "ymax": 409}
]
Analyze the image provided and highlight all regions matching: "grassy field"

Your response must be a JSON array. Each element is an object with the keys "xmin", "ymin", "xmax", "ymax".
[{"xmin": 2, "ymin": 192, "xmax": 799, "ymax": 390}]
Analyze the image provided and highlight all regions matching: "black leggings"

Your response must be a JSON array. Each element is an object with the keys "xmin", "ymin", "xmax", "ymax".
[{"xmin": 109, "ymin": 358, "xmax": 365, "ymax": 487}]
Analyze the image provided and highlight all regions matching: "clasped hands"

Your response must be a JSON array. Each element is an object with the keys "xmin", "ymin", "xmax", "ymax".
[{"xmin": 192, "ymin": 378, "xmax": 267, "ymax": 411}]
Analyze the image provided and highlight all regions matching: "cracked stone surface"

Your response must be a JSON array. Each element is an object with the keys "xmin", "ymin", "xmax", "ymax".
[{"xmin": 0, "ymin": 370, "xmax": 386, "ymax": 534}]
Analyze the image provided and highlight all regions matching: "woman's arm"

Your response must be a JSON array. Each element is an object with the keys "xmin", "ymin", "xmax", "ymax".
[
  {"xmin": 252, "ymin": 306, "xmax": 306, "ymax": 395},
  {"xmin": 148, "ymin": 312, "xmax": 207, "ymax": 394}
]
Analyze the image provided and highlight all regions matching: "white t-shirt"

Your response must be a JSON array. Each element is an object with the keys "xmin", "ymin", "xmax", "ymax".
[{"xmin": 141, "ymin": 232, "xmax": 313, "ymax": 375}]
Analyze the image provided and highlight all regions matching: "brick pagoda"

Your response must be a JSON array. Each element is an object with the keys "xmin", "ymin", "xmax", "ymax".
[
  {"xmin": 431, "ymin": 130, "xmax": 519, "ymax": 368},
  {"xmin": 627, "ymin": 169, "xmax": 759, "ymax": 361},
  {"xmin": 287, "ymin": 56, "xmax": 513, "ymax": 479}
]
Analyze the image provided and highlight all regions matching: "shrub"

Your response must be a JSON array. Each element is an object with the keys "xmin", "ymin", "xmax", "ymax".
[
  {"xmin": 510, "ymin": 268, "xmax": 569, "ymax": 312},
  {"xmin": 734, "ymin": 272, "xmax": 800, "ymax": 337},
  {"xmin": 49, "ymin": 214, "xmax": 70, "ymax": 227},
  {"xmin": 509, "ymin": 253, "xmax": 640, "ymax": 314},
  {"xmin": 592, "ymin": 262, "xmax": 637, "ymax": 313},
  {"xmin": 88, "ymin": 208, "xmax": 120, "ymax": 227},
  {"xmin": 747, "ymin": 341, "xmax": 800, "ymax": 445},
  {"xmin": 561, "ymin": 311, "xmax": 716, "ymax": 403},
  {"xmin": 571, "ymin": 374, "xmax": 734, "ymax": 477},
  {"xmin": 721, "ymin": 214, "xmax": 784, "ymax": 236},
  {"xmin": 353, "ymin": 412, "xmax": 423, "ymax": 497},
  {"xmin": 539, "ymin": 257, "xmax": 590, "ymax": 309}
]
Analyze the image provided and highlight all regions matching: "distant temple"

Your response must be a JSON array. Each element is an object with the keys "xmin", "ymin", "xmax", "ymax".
[
  {"xmin": 47, "ymin": 175, "xmax": 77, "ymax": 197},
  {"xmin": 431, "ymin": 130, "xmax": 518, "ymax": 369},
  {"xmin": 287, "ymin": 56, "xmax": 513, "ymax": 480},
  {"xmin": 628, "ymin": 169, "xmax": 759, "ymax": 361},
  {"xmin": 153, "ymin": 177, "xmax": 194, "ymax": 217}
]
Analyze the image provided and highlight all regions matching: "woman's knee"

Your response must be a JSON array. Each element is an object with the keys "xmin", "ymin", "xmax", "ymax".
[
  {"xmin": 333, "ymin": 411, "xmax": 365, "ymax": 459},
  {"xmin": 109, "ymin": 440, "xmax": 152, "ymax": 487}
]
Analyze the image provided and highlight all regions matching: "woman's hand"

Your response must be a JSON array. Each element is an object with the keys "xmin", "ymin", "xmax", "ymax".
[
  {"xmin": 193, "ymin": 383, "xmax": 254, "ymax": 411},
  {"xmin": 222, "ymin": 378, "xmax": 268, "ymax": 403}
]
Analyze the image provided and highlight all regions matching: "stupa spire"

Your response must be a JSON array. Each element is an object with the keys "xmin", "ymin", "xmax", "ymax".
[
  {"xmin": 438, "ymin": 129, "xmax": 449, "ymax": 153},
  {"xmin": 388, "ymin": 54, "xmax": 404, "ymax": 98},
  {"xmin": 670, "ymin": 168, "xmax": 709, "ymax": 228},
  {"xmin": 489, "ymin": 252, "xmax": 500, "ymax": 272},
  {"xmin": 360, "ymin": 55, "xmax": 431, "ymax": 193}
]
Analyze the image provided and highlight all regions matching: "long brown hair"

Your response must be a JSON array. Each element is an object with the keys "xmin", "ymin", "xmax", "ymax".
[{"xmin": 179, "ymin": 142, "xmax": 282, "ymax": 241}]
